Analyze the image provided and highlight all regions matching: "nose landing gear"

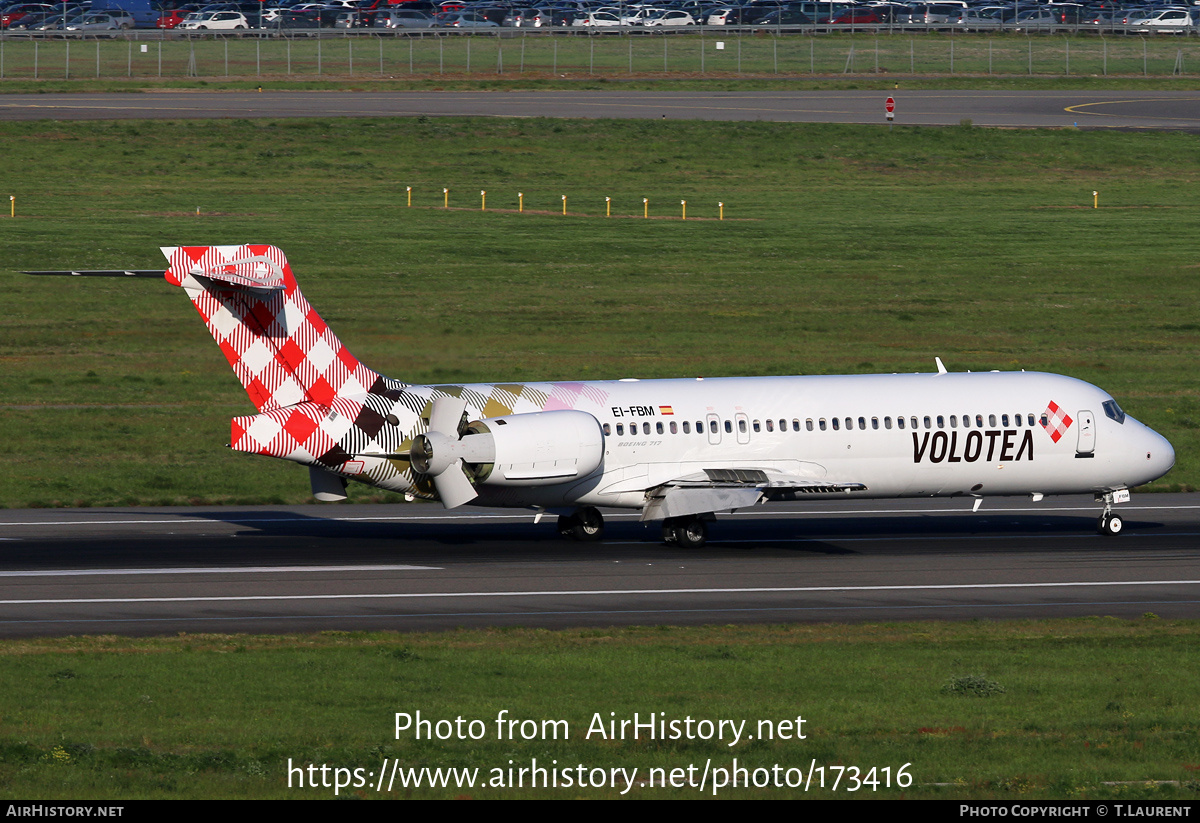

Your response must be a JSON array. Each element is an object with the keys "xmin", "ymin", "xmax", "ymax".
[{"xmin": 1096, "ymin": 490, "xmax": 1128, "ymax": 536}]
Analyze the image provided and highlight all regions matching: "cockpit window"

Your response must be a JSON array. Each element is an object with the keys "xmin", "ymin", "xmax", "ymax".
[{"xmin": 1102, "ymin": 399, "xmax": 1126, "ymax": 424}]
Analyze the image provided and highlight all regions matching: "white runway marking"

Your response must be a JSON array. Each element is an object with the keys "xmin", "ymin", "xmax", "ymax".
[
  {"xmin": 0, "ymin": 564, "xmax": 441, "ymax": 578},
  {"xmin": 2, "ymin": 579, "xmax": 1198, "ymax": 607}
]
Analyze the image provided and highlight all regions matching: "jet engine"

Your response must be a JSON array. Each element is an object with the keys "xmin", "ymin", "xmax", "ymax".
[{"xmin": 411, "ymin": 396, "xmax": 604, "ymax": 508}]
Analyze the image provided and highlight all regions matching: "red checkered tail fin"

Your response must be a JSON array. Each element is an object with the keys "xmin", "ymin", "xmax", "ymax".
[{"xmin": 162, "ymin": 245, "xmax": 383, "ymax": 413}]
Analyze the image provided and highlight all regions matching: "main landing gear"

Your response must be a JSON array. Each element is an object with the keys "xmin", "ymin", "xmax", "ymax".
[
  {"xmin": 558, "ymin": 507, "xmax": 604, "ymax": 541},
  {"xmin": 1096, "ymin": 491, "xmax": 1124, "ymax": 536},
  {"xmin": 661, "ymin": 515, "xmax": 710, "ymax": 549}
]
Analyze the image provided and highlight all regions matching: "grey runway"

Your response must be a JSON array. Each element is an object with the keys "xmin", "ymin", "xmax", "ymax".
[
  {"xmin": 2, "ymin": 90, "xmax": 1200, "ymax": 129},
  {"xmin": 0, "ymin": 495, "xmax": 1197, "ymax": 636}
]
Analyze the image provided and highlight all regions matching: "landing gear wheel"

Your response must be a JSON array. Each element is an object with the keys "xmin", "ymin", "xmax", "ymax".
[
  {"xmin": 557, "ymin": 507, "xmax": 604, "ymax": 541},
  {"xmin": 662, "ymin": 516, "xmax": 707, "ymax": 548},
  {"xmin": 1097, "ymin": 512, "xmax": 1123, "ymax": 536}
]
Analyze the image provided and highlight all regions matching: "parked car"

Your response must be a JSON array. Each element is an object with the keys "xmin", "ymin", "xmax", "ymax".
[
  {"xmin": 642, "ymin": 9, "xmax": 695, "ymax": 25},
  {"xmin": 1124, "ymin": 7, "xmax": 1192, "ymax": 32},
  {"xmin": 571, "ymin": 10, "xmax": 621, "ymax": 25},
  {"xmin": 374, "ymin": 7, "xmax": 433, "ymax": 27},
  {"xmin": 751, "ymin": 7, "xmax": 812, "ymax": 24},
  {"xmin": 178, "ymin": 9, "xmax": 248, "ymax": 27},
  {"xmin": 437, "ymin": 10, "xmax": 498, "ymax": 26},
  {"xmin": 502, "ymin": 6, "xmax": 553, "ymax": 25},
  {"xmin": 0, "ymin": 3, "xmax": 54, "ymax": 29},
  {"xmin": 65, "ymin": 10, "xmax": 135, "ymax": 30}
]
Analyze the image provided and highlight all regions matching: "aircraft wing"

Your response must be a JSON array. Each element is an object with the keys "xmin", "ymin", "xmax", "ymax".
[{"xmin": 641, "ymin": 468, "xmax": 867, "ymax": 521}]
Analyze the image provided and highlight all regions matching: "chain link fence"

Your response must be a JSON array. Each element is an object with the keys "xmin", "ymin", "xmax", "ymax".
[{"xmin": 0, "ymin": 30, "xmax": 1195, "ymax": 79}]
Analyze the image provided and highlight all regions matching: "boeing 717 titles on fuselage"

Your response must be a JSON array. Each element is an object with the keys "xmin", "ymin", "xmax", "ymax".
[{"xmin": 25, "ymin": 245, "xmax": 1175, "ymax": 546}]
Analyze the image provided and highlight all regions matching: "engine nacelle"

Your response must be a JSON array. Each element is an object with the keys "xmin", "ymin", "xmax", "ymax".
[{"xmin": 469, "ymin": 410, "xmax": 604, "ymax": 487}]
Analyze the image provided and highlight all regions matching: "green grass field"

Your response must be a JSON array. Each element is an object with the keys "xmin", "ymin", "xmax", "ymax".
[
  {"xmin": 1, "ymin": 620, "xmax": 1198, "ymax": 799},
  {"xmin": 0, "ymin": 116, "xmax": 1197, "ymax": 506},
  {"xmin": 1, "ymin": 92, "xmax": 1199, "ymax": 801}
]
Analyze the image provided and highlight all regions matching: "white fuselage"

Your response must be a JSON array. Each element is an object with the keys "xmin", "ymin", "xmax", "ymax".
[{"xmin": 369, "ymin": 370, "xmax": 1174, "ymax": 511}]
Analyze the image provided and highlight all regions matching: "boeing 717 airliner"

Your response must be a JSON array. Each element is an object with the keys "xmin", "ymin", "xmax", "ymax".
[{"xmin": 27, "ymin": 245, "xmax": 1175, "ymax": 547}]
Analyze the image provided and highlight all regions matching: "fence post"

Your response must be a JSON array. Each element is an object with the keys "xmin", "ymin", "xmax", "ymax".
[
  {"xmin": 96, "ymin": 38, "xmax": 100, "ymax": 78},
  {"xmin": 1064, "ymin": 36, "xmax": 1068, "ymax": 75},
  {"xmin": 496, "ymin": 31, "xmax": 502, "ymax": 74},
  {"xmin": 259, "ymin": 38, "xmax": 262, "ymax": 76},
  {"xmin": 65, "ymin": 38, "xmax": 69, "ymax": 80}
]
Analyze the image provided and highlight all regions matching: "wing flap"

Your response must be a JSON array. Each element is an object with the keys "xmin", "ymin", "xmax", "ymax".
[{"xmin": 640, "ymin": 468, "xmax": 867, "ymax": 521}]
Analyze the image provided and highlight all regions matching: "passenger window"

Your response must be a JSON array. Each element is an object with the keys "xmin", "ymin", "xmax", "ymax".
[
  {"xmin": 710, "ymin": 420, "xmax": 718, "ymax": 434},
  {"xmin": 780, "ymin": 419, "xmax": 787, "ymax": 431},
  {"xmin": 616, "ymin": 423, "xmax": 624, "ymax": 436},
  {"xmin": 961, "ymin": 414, "xmax": 969, "ymax": 428},
  {"xmin": 911, "ymin": 417, "xmax": 918, "ymax": 429},
  {"xmin": 683, "ymin": 421, "xmax": 691, "ymax": 434},
  {"xmin": 832, "ymin": 418, "xmax": 840, "ymax": 431},
  {"xmin": 924, "ymin": 416, "xmax": 932, "ymax": 429},
  {"xmin": 669, "ymin": 421, "xmax": 677, "ymax": 434},
  {"xmin": 845, "ymin": 418, "xmax": 852, "ymax": 431},
  {"xmin": 724, "ymin": 420, "xmax": 732, "ymax": 434},
  {"xmin": 766, "ymin": 419, "xmax": 774, "ymax": 432},
  {"xmin": 603, "ymin": 423, "xmax": 611, "ymax": 436},
  {"xmin": 753, "ymin": 420, "xmax": 761, "ymax": 433},
  {"xmin": 858, "ymin": 417, "xmax": 866, "ymax": 430},
  {"xmin": 739, "ymin": 419, "xmax": 747, "ymax": 434},
  {"xmin": 897, "ymin": 416, "xmax": 905, "ymax": 430},
  {"xmin": 643, "ymin": 422, "xmax": 651, "ymax": 435},
  {"xmin": 950, "ymin": 415, "xmax": 957, "ymax": 428},
  {"xmin": 819, "ymin": 418, "xmax": 827, "ymax": 431},
  {"xmin": 976, "ymin": 414, "xmax": 984, "ymax": 428},
  {"xmin": 1001, "ymin": 414, "xmax": 1009, "ymax": 427},
  {"xmin": 805, "ymin": 419, "xmax": 813, "ymax": 431},
  {"xmin": 937, "ymin": 416, "xmax": 945, "ymax": 429},
  {"xmin": 656, "ymin": 422, "xmax": 664, "ymax": 435},
  {"xmin": 1028, "ymin": 413, "xmax": 1036, "ymax": 426},
  {"xmin": 872, "ymin": 417, "xmax": 879, "ymax": 430},
  {"xmin": 989, "ymin": 414, "xmax": 997, "ymax": 427}
]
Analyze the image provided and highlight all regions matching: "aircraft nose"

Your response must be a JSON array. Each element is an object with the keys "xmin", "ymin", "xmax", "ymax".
[{"xmin": 1142, "ymin": 427, "xmax": 1175, "ymax": 483}]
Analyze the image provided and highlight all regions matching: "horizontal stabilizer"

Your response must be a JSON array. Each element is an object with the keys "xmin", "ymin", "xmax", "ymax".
[
  {"xmin": 162, "ymin": 246, "xmax": 285, "ymax": 290},
  {"xmin": 23, "ymin": 270, "xmax": 164, "ymax": 278}
]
